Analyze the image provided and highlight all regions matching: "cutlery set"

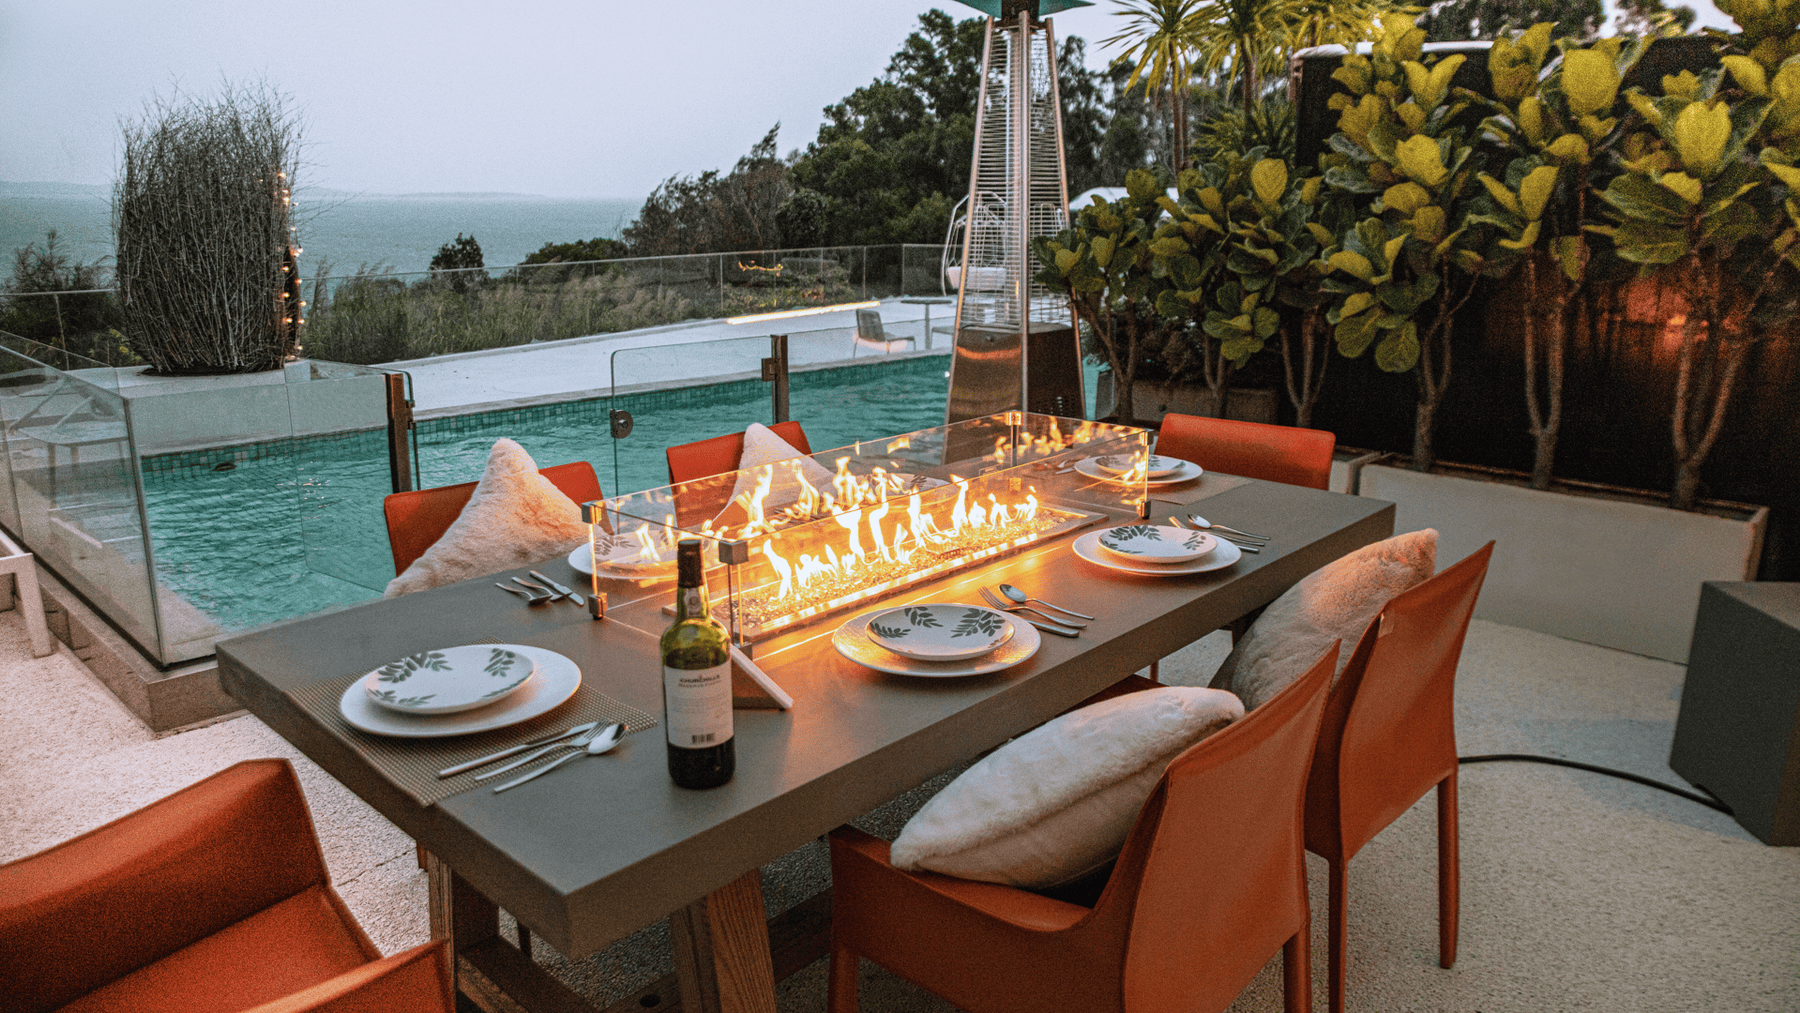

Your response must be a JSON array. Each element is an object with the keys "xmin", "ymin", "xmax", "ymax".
[
  {"xmin": 438, "ymin": 719, "xmax": 627, "ymax": 792},
  {"xmin": 978, "ymin": 585, "xmax": 1088, "ymax": 637},
  {"xmin": 1178, "ymin": 514, "xmax": 1270, "ymax": 552},
  {"xmin": 496, "ymin": 572, "xmax": 586, "ymax": 607}
]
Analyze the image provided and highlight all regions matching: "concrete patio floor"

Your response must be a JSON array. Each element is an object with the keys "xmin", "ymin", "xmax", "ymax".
[{"xmin": 3, "ymin": 591, "xmax": 1795, "ymax": 1012}]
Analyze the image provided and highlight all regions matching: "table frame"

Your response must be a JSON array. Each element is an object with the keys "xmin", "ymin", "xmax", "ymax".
[{"xmin": 219, "ymin": 479, "xmax": 1393, "ymax": 1013}]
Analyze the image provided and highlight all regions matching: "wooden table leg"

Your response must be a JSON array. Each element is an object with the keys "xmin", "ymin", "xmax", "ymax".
[
  {"xmin": 427, "ymin": 852, "xmax": 500, "ymax": 1002},
  {"xmin": 668, "ymin": 870, "xmax": 778, "ymax": 1013}
]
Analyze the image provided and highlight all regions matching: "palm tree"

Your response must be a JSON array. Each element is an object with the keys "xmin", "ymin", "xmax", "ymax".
[
  {"xmin": 1187, "ymin": 0, "xmax": 1398, "ymax": 108},
  {"xmin": 1104, "ymin": 0, "xmax": 1205, "ymax": 171}
]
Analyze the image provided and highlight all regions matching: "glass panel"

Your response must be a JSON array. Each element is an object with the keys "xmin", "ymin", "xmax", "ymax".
[
  {"xmin": 287, "ymin": 360, "xmax": 396, "ymax": 594},
  {"xmin": 591, "ymin": 412, "xmax": 1146, "ymax": 645},
  {"xmin": 0, "ymin": 332, "xmax": 161, "ymax": 658}
]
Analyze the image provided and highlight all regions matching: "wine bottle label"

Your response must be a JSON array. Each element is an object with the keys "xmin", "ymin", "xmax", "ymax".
[
  {"xmin": 682, "ymin": 588, "xmax": 704, "ymax": 616},
  {"xmin": 663, "ymin": 662, "xmax": 732, "ymax": 748}
]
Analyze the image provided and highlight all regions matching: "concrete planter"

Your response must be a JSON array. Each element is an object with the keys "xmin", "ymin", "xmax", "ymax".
[
  {"xmin": 1359, "ymin": 457, "xmax": 1767, "ymax": 663},
  {"xmin": 1093, "ymin": 370, "xmax": 1277, "ymax": 425}
]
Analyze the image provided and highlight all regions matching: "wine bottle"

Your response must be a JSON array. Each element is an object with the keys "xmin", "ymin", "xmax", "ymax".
[{"xmin": 660, "ymin": 539, "xmax": 734, "ymax": 789}]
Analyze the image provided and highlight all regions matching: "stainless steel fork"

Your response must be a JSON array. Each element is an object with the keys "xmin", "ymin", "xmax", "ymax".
[{"xmin": 979, "ymin": 587, "xmax": 1087, "ymax": 630}]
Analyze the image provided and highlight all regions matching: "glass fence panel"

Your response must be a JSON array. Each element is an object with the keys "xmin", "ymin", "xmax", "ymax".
[
  {"xmin": 0, "ymin": 332, "xmax": 161, "ymax": 658},
  {"xmin": 289, "ymin": 360, "xmax": 395, "ymax": 596}
]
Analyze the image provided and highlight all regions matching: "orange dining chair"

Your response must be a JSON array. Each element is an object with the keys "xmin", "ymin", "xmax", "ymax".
[
  {"xmin": 826, "ymin": 640, "xmax": 1345, "ymax": 1013},
  {"xmin": 382, "ymin": 460, "xmax": 602, "ymax": 576},
  {"xmin": 1306, "ymin": 541, "xmax": 1494, "ymax": 1013},
  {"xmin": 1154, "ymin": 414, "xmax": 1336, "ymax": 490},
  {"xmin": 665, "ymin": 420, "xmax": 813, "ymax": 486},
  {"xmin": 1146, "ymin": 415, "xmax": 1336, "ymax": 681},
  {"xmin": 0, "ymin": 759, "xmax": 455, "ymax": 1013}
]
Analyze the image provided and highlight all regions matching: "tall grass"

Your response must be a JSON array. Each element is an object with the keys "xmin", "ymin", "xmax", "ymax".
[{"xmin": 298, "ymin": 269, "xmax": 693, "ymax": 364}]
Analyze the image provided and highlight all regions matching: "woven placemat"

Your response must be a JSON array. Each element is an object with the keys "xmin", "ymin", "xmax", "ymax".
[
  {"xmin": 288, "ymin": 652, "xmax": 657, "ymax": 807},
  {"xmin": 1148, "ymin": 472, "xmax": 1251, "ymax": 508}
]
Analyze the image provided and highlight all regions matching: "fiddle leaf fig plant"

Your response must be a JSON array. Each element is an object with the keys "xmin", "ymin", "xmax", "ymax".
[
  {"xmin": 1587, "ymin": 61, "xmax": 1792, "ymax": 509},
  {"xmin": 1469, "ymin": 29, "xmax": 1643, "ymax": 490},
  {"xmin": 1032, "ymin": 168, "xmax": 1174, "ymax": 424},
  {"xmin": 1320, "ymin": 14, "xmax": 1491, "ymax": 471}
]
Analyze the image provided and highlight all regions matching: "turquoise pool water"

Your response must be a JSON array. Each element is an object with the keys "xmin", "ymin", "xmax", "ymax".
[{"xmin": 139, "ymin": 355, "xmax": 958, "ymax": 635}]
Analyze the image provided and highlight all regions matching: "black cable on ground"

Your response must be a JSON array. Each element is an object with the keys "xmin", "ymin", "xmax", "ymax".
[{"xmin": 1458, "ymin": 753, "xmax": 1732, "ymax": 814}]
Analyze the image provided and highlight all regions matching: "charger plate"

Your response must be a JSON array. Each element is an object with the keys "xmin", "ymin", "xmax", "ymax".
[
  {"xmin": 340, "ymin": 645, "xmax": 580, "ymax": 737},
  {"xmin": 1072, "ymin": 529, "xmax": 1242, "ymax": 575}
]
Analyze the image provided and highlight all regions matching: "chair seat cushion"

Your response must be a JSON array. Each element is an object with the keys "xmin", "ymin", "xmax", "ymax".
[
  {"xmin": 1210, "ymin": 528, "xmax": 1437, "ymax": 709},
  {"xmin": 385, "ymin": 439, "xmax": 588, "ymax": 596},
  {"xmin": 57, "ymin": 885, "xmax": 372, "ymax": 1013},
  {"xmin": 889, "ymin": 686, "xmax": 1242, "ymax": 890}
]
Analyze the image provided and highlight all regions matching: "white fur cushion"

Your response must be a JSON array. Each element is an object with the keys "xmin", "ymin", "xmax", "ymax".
[
  {"xmin": 1210, "ymin": 528, "xmax": 1438, "ymax": 709},
  {"xmin": 724, "ymin": 423, "xmax": 834, "ymax": 515},
  {"xmin": 889, "ymin": 686, "xmax": 1243, "ymax": 889},
  {"xmin": 384, "ymin": 439, "xmax": 589, "ymax": 597}
]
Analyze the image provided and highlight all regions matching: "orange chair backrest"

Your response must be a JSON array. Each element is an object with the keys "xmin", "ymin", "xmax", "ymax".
[
  {"xmin": 0, "ymin": 760, "xmax": 332, "ymax": 1013},
  {"xmin": 1114, "ymin": 642, "xmax": 1340, "ymax": 1011},
  {"xmin": 1155, "ymin": 414, "xmax": 1335, "ymax": 490},
  {"xmin": 1308, "ymin": 541, "xmax": 1494, "ymax": 860},
  {"xmin": 665, "ymin": 420, "xmax": 812, "ymax": 486},
  {"xmin": 382, "ymin": 460, "xmax": 603, "ymax": 576}
]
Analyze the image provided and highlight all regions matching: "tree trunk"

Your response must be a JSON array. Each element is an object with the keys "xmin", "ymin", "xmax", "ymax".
[
  {"xmin": 1523, "ymin": 252, "xmax": 1570, "ymax": 490},
  {"xmin": 1412, "ymin": 390, "xmax": 1438, "ymax": 473},
  {"xmin": 1281, "ymin": 308, "xmax": 1328, "ymax": 429}
]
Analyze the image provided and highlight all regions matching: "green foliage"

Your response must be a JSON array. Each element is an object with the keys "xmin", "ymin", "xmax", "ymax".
[
  {"xmin": 0, "ymin": 231, "xmax": 134, "ymax": 364},
  {"xmin": 1321, "ymin": 16, "xmax": 1489, "ymax": 373},
  {"xmin": 299, "ymin": 268, "xmax": 693, "ymax": 365},
  {"xmin": 429, "ymin": 233, "xmax": 485, "ymax": 294},
  {"xmin": 774, "ymin": 188, "xmax": 829, "ymax": 249},
  {"xmin": 1420, "ymin": 0, "xmax": 1603, "ymax": 41},
  {"xmin": 1193, "ymin": 98, "xmax": 1299, "ymax": 165},
  {"xmin": 623, "ymin": 124, "xmax": 789, "ymax": 256}
]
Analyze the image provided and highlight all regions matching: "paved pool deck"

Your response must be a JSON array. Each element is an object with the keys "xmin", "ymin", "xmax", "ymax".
[{"xmin": 377, "ymin": 297, "xmax": 955, "ymax": 419}]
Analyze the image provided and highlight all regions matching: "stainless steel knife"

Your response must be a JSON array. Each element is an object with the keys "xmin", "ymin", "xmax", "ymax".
[{"xmin": 529, "ymin": 570, "xmax": 585, "ymax": 606}]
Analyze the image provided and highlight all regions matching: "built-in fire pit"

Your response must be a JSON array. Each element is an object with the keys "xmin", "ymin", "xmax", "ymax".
[{"xmin": 590, "ymin": 412, "xmax": 1150, "ymax": 642}]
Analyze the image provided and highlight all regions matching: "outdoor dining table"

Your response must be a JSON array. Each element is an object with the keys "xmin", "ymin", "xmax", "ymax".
[{"xmin": 217, "ymin": 474, "xmax": 1393, "ymax": 1013}]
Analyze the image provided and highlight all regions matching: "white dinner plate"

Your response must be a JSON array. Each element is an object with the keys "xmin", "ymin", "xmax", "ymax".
[
  {"xmin": 864, "ymin": 603, "xmax": 1016, "ymax": 661},
  {"xmin": 338, "ymin": 644, "xmax": 581, "ymax": 738},
  {"xmin": 1094, "ymin": 453, "xmax": 1186, "ymax": 478},
  {"xmin": 568, "ymin": 535, "xmax": 719, "ymax": 577},
  {"xmin": 362, "ymin": 644, "xmax": 534, "ymax": 715},
  {"xmin": 1072, "ymin": 529, "xmax": 1242, "ymax": 575},
  {"xmin": 1074, "ymin": 456, "xmax": 1203, "ymax": 486},
  {"xmin": 1095, "ymin": 524, "xmax": 1217, "ymax": 564},
  {"xmin": 834, "ymin": 607, "xmax": 1041, "ymax": 677}
]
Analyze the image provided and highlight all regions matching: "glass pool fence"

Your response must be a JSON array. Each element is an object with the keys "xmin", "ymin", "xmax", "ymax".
[{"xmin": 0, "ymin": 313, "xmax": 964, "ymax": 667}]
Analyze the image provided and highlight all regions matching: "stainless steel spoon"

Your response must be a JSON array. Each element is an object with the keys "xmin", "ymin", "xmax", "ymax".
[
  {"xmin": 1175, "ymin": 517, "xmax": 1262, "ymax": 553},
  {"xmin": 996, "ymin": 583, "xmax": 1095, "ymax": 621},
  {"xmin": 491, "ymin": 722, "xmax": 626, "ymax": 793},
  {"xmin": 1186, "ymin": 514, "xmax": 1271, "ymax": 541}
]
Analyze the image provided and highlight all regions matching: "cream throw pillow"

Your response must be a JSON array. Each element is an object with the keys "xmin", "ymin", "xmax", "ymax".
[
  {"xmin": 384, "ymin": 439, "xmax": 589, "ymax": 597},
  {"xmin": 1210, "ymin": 528, "xmax": 1438, "ymax": 709},
  {"xmin": 889, "ymin": 686, "xmax": 1243, "ymax": 890},
  {"xmin": 722, "ymin": 423, "xmax": 835, "ymax": 517}
]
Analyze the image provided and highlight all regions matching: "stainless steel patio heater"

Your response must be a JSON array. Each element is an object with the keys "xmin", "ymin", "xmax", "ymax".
[{"xmin": 944, "ymin": 0, "xmax": 1090, "ymax": 425}]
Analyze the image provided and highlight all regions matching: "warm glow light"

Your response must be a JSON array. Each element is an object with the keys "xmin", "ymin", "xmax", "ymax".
[{"xmin": 726, "ymin": 299, "xmax": 882, "ymax": 325}]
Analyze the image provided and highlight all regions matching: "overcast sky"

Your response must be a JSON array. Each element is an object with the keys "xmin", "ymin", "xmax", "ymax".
[{"xmin": 2, "ymin": 0, "xmax": 1735, "ymax": 201}]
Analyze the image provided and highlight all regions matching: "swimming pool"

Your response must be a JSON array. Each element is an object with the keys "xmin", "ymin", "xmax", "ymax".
[{"xmin": 138, "ymin": 354, "xmax": 962, "ymax": 634}]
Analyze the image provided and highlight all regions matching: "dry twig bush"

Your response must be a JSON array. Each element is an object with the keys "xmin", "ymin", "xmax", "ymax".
[{"xmin": 114, "ymin": 82, "xmax": 302, "ymax": 374}]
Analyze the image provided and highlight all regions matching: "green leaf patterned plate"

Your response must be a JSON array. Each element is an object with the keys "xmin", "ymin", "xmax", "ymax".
[
  {"xmin": 1097, "ymin": 524, "xmax": 1217, "ymax": 563},
  {"xmin": 864, "ymin": 603, "xmax": 1016, "ymax": 661},
  {"xmin": 362, "ymin": 645, "xmax": 535, "ymax": 715}
]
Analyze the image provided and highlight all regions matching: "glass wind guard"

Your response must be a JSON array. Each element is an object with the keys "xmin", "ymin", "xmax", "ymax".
[{"xmin": 587, "ymin": 412, "xmax": 1148, "ymax": 643}]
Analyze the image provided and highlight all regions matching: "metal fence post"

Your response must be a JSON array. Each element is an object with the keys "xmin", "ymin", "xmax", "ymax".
[
  {"xmin": 761, "ymin": 335, "xmax": 790, "ymax": 424},
  {"xmin": 384, "ymin": 372, "xmax": 415, "ymax": 493}
]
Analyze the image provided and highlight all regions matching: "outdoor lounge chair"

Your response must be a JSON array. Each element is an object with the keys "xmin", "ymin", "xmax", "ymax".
[
  {"xmin": 382, "ymin": 460, "xmax": 603, "ymax": 576},
  {"xmin": 852, "ymin": 308, "xmax": 916, "ymax": 357}
]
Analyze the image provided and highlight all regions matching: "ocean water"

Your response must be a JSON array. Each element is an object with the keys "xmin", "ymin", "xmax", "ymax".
[{"xmin": 0, "ymin": 181, "xmax": 641, "ymax": 285}]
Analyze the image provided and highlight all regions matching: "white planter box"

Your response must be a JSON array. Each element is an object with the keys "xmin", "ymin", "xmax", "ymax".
[{"xmin": 1359, "ymin": 459, "xmax": 1768, "ymax": 663}]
